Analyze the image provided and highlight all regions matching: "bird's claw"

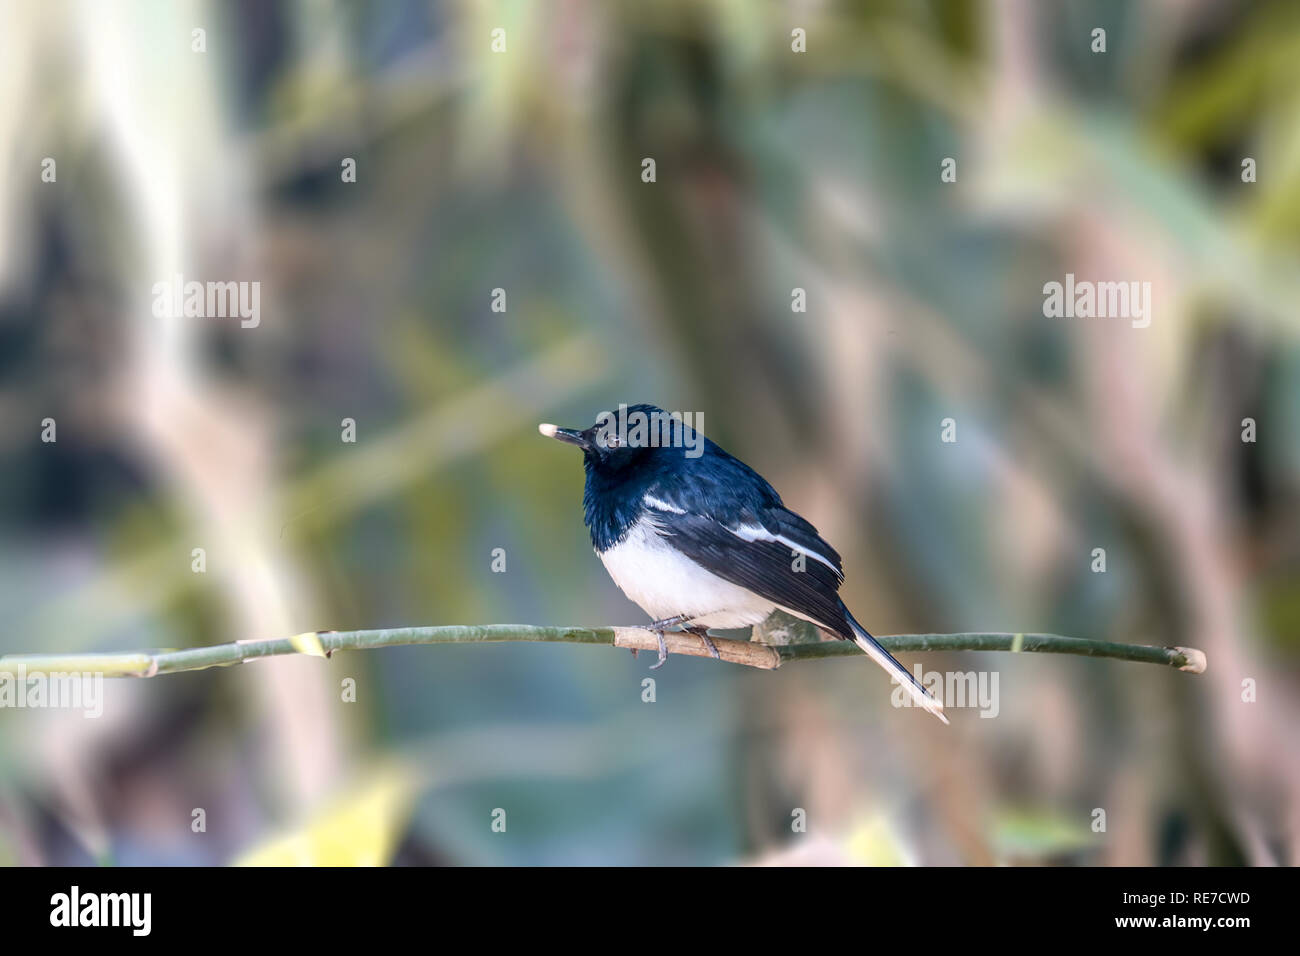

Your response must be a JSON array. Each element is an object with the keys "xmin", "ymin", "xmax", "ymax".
[{"xmin": 649, "ymin": 629, "xmax": 669, "ymax": 669}]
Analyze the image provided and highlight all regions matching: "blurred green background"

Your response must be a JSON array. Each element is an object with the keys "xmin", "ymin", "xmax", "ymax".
[{"xmin": 1, "ymin": 0, "xmax": 1298, "ymax": 865}]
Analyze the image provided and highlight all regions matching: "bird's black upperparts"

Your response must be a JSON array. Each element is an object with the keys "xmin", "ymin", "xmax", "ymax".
[{"xmin": 538, "ymin": 403, "xmax": 947, "ymax": 722}]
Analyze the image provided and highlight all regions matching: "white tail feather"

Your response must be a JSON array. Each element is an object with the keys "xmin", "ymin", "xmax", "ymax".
[{"xmin": 849, "ymin": 619, "xmax": 948, "ymax": 725}]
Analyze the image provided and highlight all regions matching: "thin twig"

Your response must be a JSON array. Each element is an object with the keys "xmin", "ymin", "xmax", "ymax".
[{"xmin": 0, "ymin": 626, "xmax": 1207, "ymax": 678}]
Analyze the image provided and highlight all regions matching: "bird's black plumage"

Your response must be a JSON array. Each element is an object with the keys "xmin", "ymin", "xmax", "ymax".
[
  {"xmin": 577, "ymin": 405, "xmax": 847, "ymax": 631},
  {"xmin": 540, "ymin": 403, "xmax": 946, "ymax": 722},
  {"xmin": 654, "ymin": 510, "xmax": 850, "ymax": 637}
]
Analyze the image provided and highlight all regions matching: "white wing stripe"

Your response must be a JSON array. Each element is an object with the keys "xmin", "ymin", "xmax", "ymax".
[
  {"xmin": 643, "ymin": 494, "xmax": 687, "ymax": 514},
  {"xmin": 728, "ymin": 523, "xmax": 840, "ymax": 575}
]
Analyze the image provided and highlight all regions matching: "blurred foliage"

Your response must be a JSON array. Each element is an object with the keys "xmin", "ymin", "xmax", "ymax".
[
  {"xmin": 235, "ymin": 766, "xmax": 416, "ymax": 866},
  {"xmin": 0, "ymin": 0, "xmax": 1296, "ymax": 865}
]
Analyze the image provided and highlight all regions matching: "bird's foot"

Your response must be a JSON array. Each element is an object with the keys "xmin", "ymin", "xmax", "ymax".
[
  {"xmin": 647, "ymin": 614, "xmax": 691, "ymax": 631},
  {"xmin": 641, "ymin": 617, "xmax": 720, "ymax": 664},
  {"xmin": 645, "ymin": 615, "xmax": 688, "ymax": 669},
  {"xmin": 685, "ymin": 625, "xmax": 720, "ymax": 660},
  {"xmin": 649, "ymin": 629, "xmax": 670, "ymax": 670}
]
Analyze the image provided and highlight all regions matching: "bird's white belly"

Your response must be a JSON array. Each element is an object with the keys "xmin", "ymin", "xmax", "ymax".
[{"xmin": 597, "ymin": 517, "xmax": 776, "ymax": 629}]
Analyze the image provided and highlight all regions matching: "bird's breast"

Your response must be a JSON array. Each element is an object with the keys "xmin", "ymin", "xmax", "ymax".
[{"xmin": 596, "ymin": 516, "xmax": 774, "ymax": 628}]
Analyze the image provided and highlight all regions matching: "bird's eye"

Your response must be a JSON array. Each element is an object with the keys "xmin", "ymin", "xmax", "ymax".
[{"xmin": 603, "ymin": 433, "xmax": 622, "ymax": 449}]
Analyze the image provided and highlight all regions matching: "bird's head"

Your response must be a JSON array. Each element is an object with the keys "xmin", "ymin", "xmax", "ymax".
[{"xmin": 539, "ymin": 403, "xmax": 689, "ymax": 476}]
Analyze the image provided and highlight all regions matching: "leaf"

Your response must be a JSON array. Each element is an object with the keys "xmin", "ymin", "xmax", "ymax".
[
  {"xmin": 845, "ymin": 813, "xmax": 915, "ymax": 866},
  {"xmin": 992, "ymin": 809, "xmax": 1094, "ymax": 859},
  {"xmin": 234, "ymin": 766, "xmax": 417, "ymax": 867}
]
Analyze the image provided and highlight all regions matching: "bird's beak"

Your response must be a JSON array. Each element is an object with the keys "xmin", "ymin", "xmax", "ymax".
[{"xmin": 538, "ymin": 423, "xmax": 590, "ymax": 450}]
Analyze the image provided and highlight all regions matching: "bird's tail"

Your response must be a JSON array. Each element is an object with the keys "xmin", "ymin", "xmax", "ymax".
[{"xmin": 845, "ymin": 611, "xmax": 948, "ymax": 725}]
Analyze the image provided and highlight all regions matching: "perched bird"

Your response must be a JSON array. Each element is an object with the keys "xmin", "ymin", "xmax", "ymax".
[{"xmin": 539, "ymin": 404, "xmax": 947, "ymax": 723}]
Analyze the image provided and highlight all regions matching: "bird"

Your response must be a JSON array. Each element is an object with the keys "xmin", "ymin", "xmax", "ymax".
[{"xmin": 539, "ymin": 403, "xmax": 947, "ymax": 723}]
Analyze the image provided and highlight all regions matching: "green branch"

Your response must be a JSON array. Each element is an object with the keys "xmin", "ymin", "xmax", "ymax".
[{"xmin": 0, "ymin": 625, "xmax": 1207, "ymax": 678}]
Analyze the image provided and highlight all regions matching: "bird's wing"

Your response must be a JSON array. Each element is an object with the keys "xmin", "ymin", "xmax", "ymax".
[
  {"xmin": 642, "ymin": 473, "xmax": 844, "ymax": 582},
  {"xmin": 642, "ymin": 501, "xmax": 850, "ymax": 636},
  {"xmin": 745, "ymin": 507, "xmax": 844, "ymax": 583}
]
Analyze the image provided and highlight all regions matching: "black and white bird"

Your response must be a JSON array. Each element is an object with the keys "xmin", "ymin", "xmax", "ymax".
[{"xmin": 539, "ymin": 404, "xmax": 947, "ymax": 723}]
